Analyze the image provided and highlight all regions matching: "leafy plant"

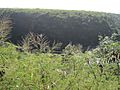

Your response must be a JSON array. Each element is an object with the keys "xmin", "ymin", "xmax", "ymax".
[
  {"xmin": 63, "ymin": 42, "xmax": 82, "ymax": 55},
  {"xmin": 92, "ymin": 34, "xmax": 120, "ymax": 89},
  {"xmin": 0, "ymin": 17, "xmax": 12, "ymax": 43},
  {"xmin": 21, "ymin": 32, "xmax": 49, "ymax": 53},
  {"xmin": 50, "ymin": 41, "xmax": 62, "ymax": 54},
  {"xmin": 95, "ymin": 33, "xmax": 120, "ymax": 62}
]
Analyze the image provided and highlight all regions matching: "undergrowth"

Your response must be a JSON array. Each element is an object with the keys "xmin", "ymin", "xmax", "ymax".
[{"xmin": 0, "ymin": 35, "xmax": 120, "ymax": 90}]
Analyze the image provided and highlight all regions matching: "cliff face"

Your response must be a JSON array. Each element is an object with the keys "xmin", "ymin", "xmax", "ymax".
[{"xmin": 1, "ymin": 9, "xmax": 119, "ymax": 48}]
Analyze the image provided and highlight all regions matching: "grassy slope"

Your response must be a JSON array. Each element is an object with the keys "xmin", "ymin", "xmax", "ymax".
[{"xmin": 0, "ymin": 42, "xmax": 119, "ymax": 90}]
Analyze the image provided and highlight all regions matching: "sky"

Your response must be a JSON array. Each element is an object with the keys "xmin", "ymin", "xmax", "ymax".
[{"xmin": 0, "ymin": 0, "xmax": 120, "ymax": 14}]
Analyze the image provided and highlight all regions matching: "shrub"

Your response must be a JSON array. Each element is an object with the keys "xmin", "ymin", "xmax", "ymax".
[
  {"xmin": 50, "ymin": 41, "xmax": 63, "ymax": 54},
  {"xmin": 94, "ymin": 33, "xmax": 120, "ymax": 62},
  {"xmin": 0, "ymin": 17, "xmax": 12, "ymax": 43},
  {"xmin": 63, "ymin": 42, "xmax": 82, "ymax": 55},
  {"xmin": 21, "ymin": 32, "xmax": 49, "ymax": 53},
  {"xmin": 92, "ymin": 34, "xmax": 120, "ymax": 88}
]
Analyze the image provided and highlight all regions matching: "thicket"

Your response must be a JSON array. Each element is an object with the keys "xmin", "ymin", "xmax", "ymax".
[{"xmin": 0, "ymin": 34, "xmax": 120, "ymax": 90}]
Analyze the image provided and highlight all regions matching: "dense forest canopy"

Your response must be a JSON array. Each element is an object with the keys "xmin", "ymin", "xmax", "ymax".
[{"xmin": 0, "ymin": 8, "xmax": 120, "ymax": 49}]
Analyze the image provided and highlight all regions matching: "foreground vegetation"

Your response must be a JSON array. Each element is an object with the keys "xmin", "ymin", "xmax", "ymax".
[{"xmin": 0, "ymin": 34, "xmax": 120, "ymax": 89}]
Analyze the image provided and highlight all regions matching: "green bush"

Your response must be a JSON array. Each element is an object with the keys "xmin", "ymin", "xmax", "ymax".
[
  {"xmin": 21, "ymin": 32, "xmax": 49, "ymax": 53},
  {"xmin": 0, "ymin": 40, "xmax": 120, "ymax": 89},
  {"xmin": 0, "ymin": 17, "xmax": 12, "ymax": 42}
]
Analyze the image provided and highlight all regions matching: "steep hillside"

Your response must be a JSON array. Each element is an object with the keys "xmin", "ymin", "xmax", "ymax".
[{"xmin": 0, "ymin": 8, "xmax": 120, "ymax": 48}]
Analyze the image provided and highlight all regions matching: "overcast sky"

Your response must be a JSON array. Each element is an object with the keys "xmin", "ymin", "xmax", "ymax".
[{"xmin": 0, "ymin": 0, "xmax": 120, "ymax": 14}]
